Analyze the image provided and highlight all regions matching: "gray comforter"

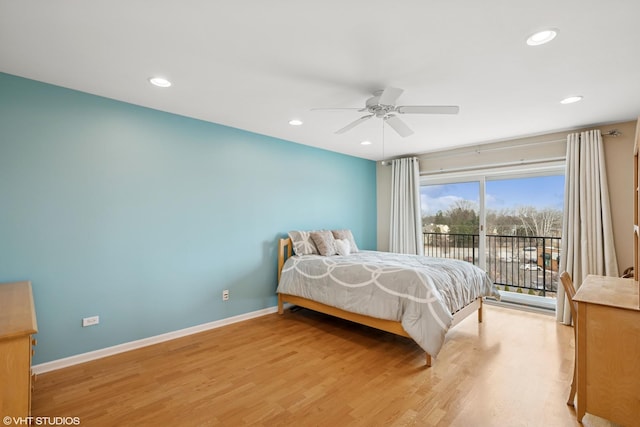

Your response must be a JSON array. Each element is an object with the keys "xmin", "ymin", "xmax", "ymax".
[{"xmin": 277, "ymin": 251, "xmax": 500, "ymax": 357}]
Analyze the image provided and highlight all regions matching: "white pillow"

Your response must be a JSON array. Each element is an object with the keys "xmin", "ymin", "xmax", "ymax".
[
  {"xmin": 331, "ymin": 229, "xmax": 359, "ymax": 253},
  {"xmin": 335, "ymin": 238, "xmax": 351, "ymax": 256}
]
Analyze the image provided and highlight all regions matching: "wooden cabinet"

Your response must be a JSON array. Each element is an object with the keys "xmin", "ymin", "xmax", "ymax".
[
  {"xmin": 0, "ymin": 281, "xmax": 38, "ymax": 418},
  {"xmin": 574, "ymin": 275, "xmax": 640, "ymax": 425},
  {"xmin": 634, "ymin": 117, "xmax": 640, "ymax": 281}
]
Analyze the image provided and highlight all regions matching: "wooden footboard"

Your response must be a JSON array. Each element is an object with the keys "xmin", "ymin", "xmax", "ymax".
[{"xmin": 276, "ymin": 237, "xmax": 483, "ymax": 367}]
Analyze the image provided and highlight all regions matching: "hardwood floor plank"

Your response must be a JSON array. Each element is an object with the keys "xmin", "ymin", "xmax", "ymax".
[{"xmin": 31, "ymin": 305, "xmax": 620, "ymax": 426}]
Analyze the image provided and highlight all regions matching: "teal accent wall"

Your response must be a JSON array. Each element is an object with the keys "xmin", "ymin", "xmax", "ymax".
[{"xmin": 0, "ymin": 73, "xmax": 377, "ymax": 364}]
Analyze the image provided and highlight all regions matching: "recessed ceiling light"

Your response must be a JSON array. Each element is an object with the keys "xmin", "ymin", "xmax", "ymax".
[
  {"xmin": 526, "ymin": 29, "xmax": 558, "ymax": 46},
  {"xmin": 360, "ymin": 140, "xmax": 372, "ymax": 146},
  {"xmin": 288, "ymin": 119, "xmax": 303, "ymax": 126},
  {"xmin": 560, "ymin": 95, "xmax": 583, "ymax": 104},
  {"xmin": 148, "ymin": 77, "xmax": 172, "ymax": 88}
]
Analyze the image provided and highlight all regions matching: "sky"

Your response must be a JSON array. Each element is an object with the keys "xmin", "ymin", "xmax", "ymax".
[{"xmin": 421, "ymin": 175, "xmax": 565, "ymax": 216}]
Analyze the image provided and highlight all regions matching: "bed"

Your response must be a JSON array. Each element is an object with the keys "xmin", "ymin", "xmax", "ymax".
[{"xmin": 276, "ymin": 231, "xmax": 501, "ymax": 366}]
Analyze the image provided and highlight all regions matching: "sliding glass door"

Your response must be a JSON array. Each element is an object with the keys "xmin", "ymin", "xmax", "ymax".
[
  {"xmin": 485, "ymin": 175, "xmax": 564, "ymax": 300},
  {"xmin": 421, "ymin": 168, "xmax": 564, "ymax": 306}
]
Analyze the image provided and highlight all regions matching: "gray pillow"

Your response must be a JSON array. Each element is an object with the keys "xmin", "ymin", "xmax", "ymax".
[{"xmin": 310, "ymin": 230, "xmax": 337, "ymax": 256}]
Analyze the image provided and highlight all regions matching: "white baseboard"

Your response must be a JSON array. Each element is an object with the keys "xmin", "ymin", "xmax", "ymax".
[{"xmin": 32, "ymin": 306, "xmax": 279, "ymax": 374}]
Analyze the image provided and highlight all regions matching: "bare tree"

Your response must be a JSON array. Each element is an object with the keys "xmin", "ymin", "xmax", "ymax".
[
  {"xmin": 514, "ymin": 206, "xmax": 562, "ymax": 237},
  {"xmin": 486, "ymin": 208, "xmax": 521, "ymax": 235}
]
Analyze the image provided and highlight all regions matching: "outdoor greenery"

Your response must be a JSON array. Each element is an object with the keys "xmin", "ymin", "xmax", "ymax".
[
  {"xmin": 422, "ymin": 196, "xmax": 564, "ymax": 298},
  {"xmin": 423, "ymin": 199, "xmax": 563, "ymax": 239}
]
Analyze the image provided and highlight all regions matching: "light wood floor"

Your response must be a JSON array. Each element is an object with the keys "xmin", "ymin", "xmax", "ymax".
[{"xmin": 32, "ymin": 305, "xmax": 620, "ymax": 426}]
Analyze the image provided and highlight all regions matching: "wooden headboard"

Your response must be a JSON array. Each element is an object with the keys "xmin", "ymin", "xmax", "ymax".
[{"xmin": 277, "ymin": 237, "xmax": 293, "ymax": 282}]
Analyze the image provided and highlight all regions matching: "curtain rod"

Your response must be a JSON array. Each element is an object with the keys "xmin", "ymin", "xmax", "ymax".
[
  {"xmin": 417, "ymin": 128, "xmax": 623, "ymax": 160},
  {"xmin": 420, "ymin": 157, "xmax": 566, "ymax": 176},
  {"xmin": 379, "ymin": 129, "xmax": 623, "ymax": 165},
  {"xmin": 602, "ymin": 129, "xmax": 623, "ymax": 137}
]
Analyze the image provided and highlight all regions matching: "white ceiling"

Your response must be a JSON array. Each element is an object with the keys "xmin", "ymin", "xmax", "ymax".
[{"xmin": 1, "ymin": 1, "xmax": 639, "ymax": 161}]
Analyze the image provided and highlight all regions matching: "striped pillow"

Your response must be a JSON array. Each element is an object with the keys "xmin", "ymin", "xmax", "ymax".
[{"xmin": 288, "ymin": 230, "xmax": 318, "ymax": 256}]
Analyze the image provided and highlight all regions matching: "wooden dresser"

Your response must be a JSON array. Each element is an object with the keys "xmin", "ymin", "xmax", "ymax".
[
  {"xmin": 0, "ymin": 281, "xmax": 38, "ymax": 419},
  {"xmin": 573, "ymin": 275, "xmax": 640, "ymax": 425}
]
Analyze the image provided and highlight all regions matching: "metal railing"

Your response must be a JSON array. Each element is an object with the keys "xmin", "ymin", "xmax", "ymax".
[{"xmin": 424, "ymin": 232, "xmax": 561, "ymax": 297}]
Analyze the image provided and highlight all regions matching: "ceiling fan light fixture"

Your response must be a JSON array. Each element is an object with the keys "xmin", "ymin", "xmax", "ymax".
[
  {"xmin": 526, "ymin": 29, "xmax": 558, "ymax": 46},
  {"xmin": 560, "ymin": 95, "xmax": 583, "ymax": 104},
  {"xmin": 316, "ymin": 87, "xmax": 459, "ymax": 138},
  {"xmin": 288, "ymin": 119, "xmax": 303, "ymax": 126},
  {"xmin": 148, "ymin": 77, "xmax": 172, "ymax": 88}
]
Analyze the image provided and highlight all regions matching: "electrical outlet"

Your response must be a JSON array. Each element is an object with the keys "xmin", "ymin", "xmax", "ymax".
[
  {"xmin": 222, "ymin": 289, "xmax": 229, "ymax": 301},
  {"xmin": 82, "ymin": 315, "xmax": 100, "ymax": 327}
]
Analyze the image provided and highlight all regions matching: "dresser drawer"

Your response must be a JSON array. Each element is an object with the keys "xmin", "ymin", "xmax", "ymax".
[{"xmin": 0, "ymin": 281, "xmax": 38, "ymax": 418}]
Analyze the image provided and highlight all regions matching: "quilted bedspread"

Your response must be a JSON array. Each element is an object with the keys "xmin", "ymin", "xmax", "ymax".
[{"xmin": 277, "ymin": 251, "xmax": 500, "ymax": 357}]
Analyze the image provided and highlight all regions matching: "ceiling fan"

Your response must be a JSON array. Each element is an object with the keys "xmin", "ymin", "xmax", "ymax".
[{"xmin": 313, "ymin": 87, "xmax": 459, "ymax": 137}]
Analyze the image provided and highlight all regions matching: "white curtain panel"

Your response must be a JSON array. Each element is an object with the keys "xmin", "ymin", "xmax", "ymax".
[
  {"xmin": 557, "ymin": 130, "xmax": 619, "ymax": 324},
  {"xmin": 389, "ymin": 157, "xmax": 424, "ymax": 255}
]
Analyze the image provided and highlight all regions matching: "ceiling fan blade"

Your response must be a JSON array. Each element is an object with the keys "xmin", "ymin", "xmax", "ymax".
[
  {"xmin": 335, "ymin": 114, "xmax": 373, "ymax": 134},
  {"xmin": 378, "ymin": 87, "xmax": 404, "ymax": 105},
  {"xmin": 385, "ymin": 115, "xmax": 414, "ymax": 137},
  {"xmin": 311, "ymin": 107, "xmax": 363, "ymax": 112},
  {"xmin": 396, "ymin": 105, "xmax": 460, "ymax": 115}
]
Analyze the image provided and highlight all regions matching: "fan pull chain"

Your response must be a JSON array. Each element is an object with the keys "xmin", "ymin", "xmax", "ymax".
[{"xmin": 381, "ymin": 117, "xmax": 385, "ymax": 164}]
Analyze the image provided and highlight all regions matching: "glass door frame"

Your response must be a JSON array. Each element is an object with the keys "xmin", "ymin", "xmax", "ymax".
[
  {"xmin": 421, "ymin": 161, "xmax": 565, "ymax": 310},
  {"xmin": 421, "ymin": 174, "xmax": 487, "ymax": 270}
]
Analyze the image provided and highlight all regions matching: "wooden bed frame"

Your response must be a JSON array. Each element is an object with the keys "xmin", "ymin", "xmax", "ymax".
[{"xmin": 276, "ymin": 237, "xmax": 483, "ymax": 366}]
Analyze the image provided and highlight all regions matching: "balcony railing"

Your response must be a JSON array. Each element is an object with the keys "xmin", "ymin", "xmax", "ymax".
[{"xmin": 424, "ymin": 232, "xmax": 561, "ymax": 298}]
